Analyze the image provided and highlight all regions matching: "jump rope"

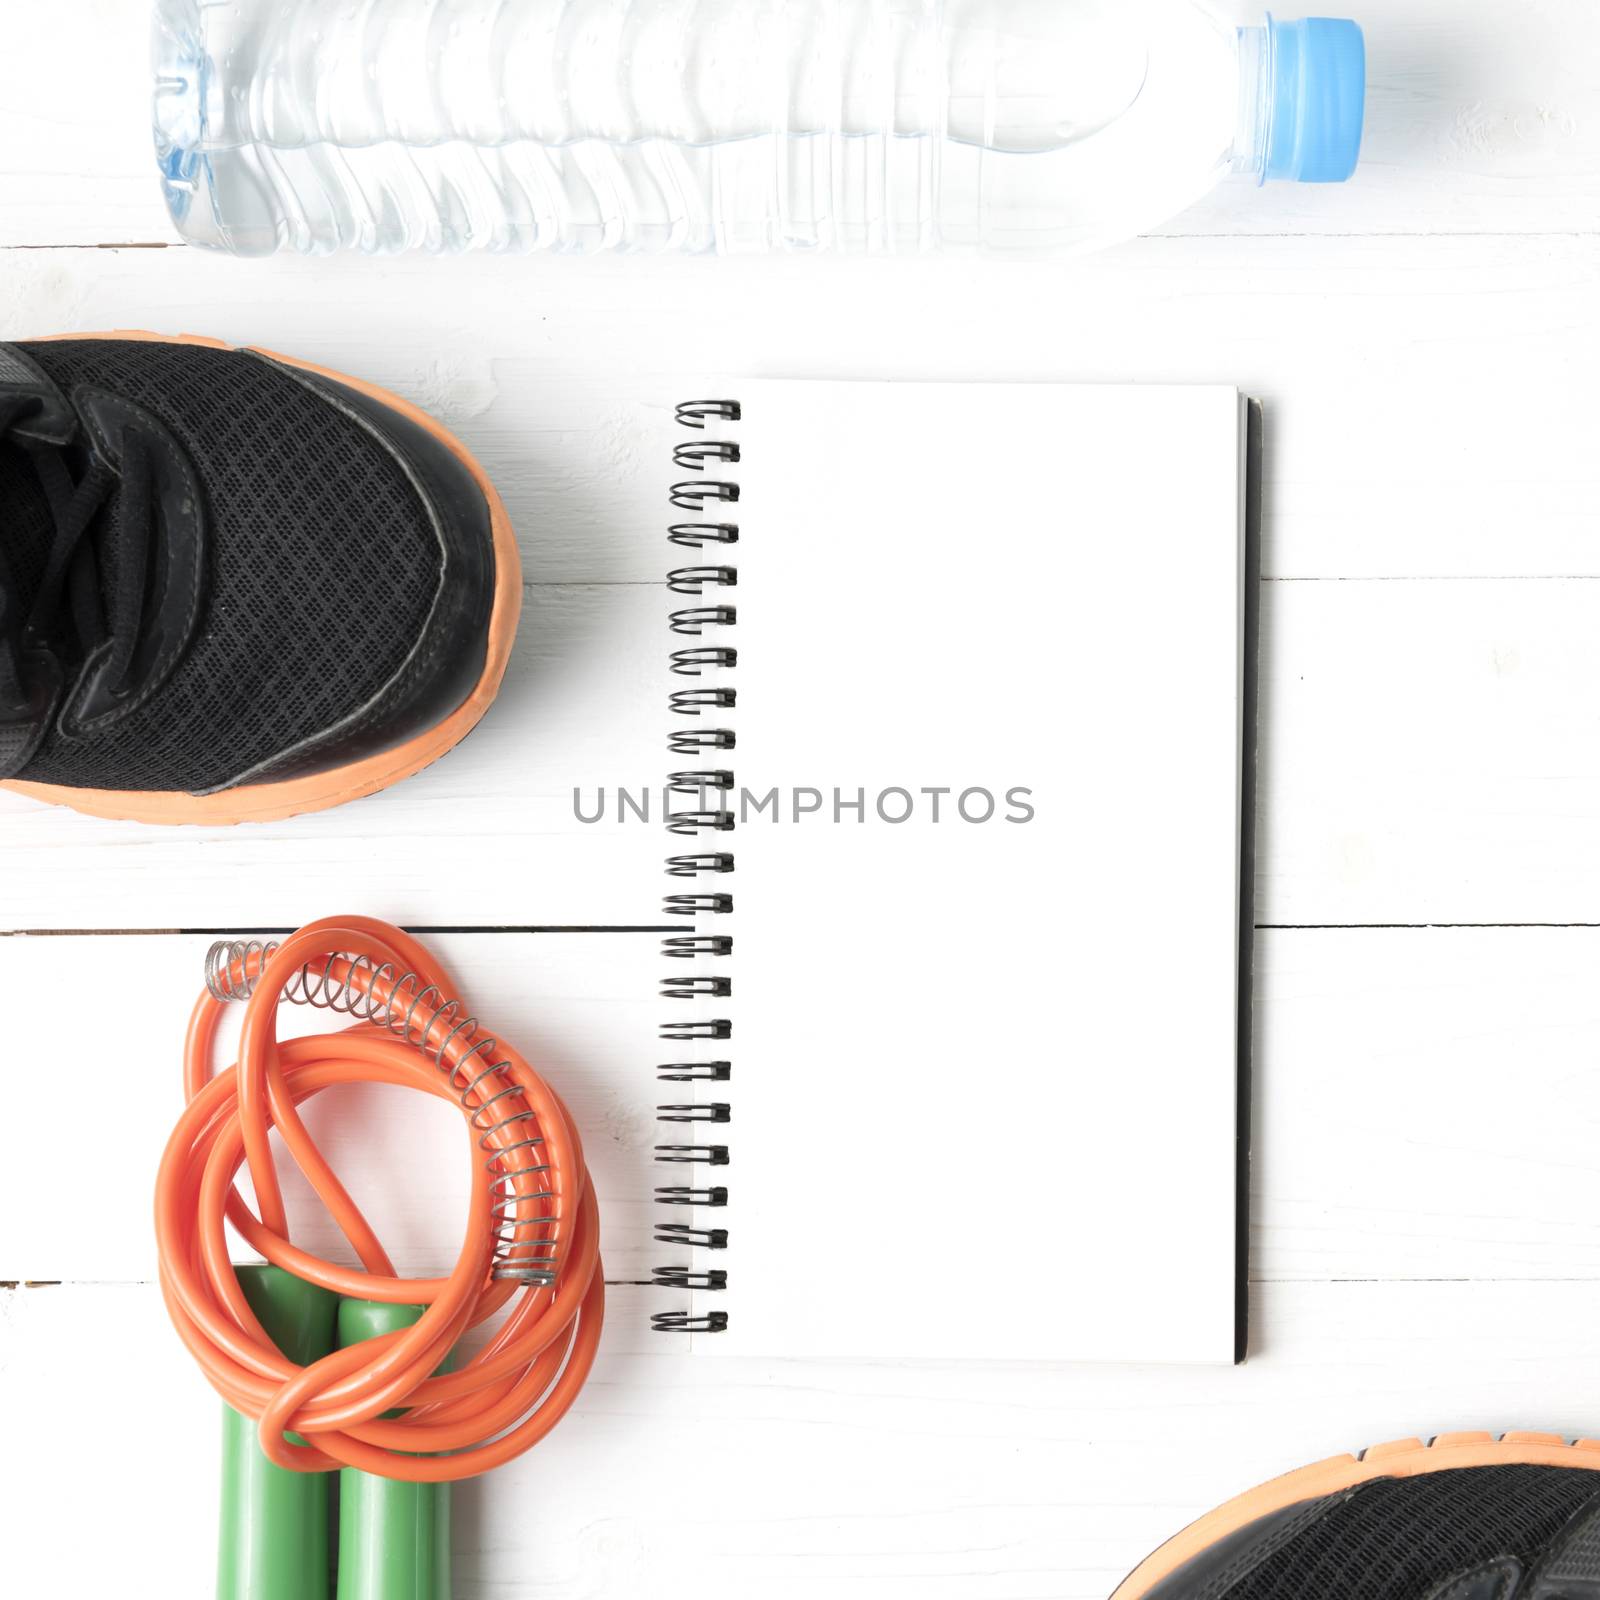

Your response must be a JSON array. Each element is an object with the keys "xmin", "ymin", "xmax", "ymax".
[{"xmin": 155, "ymin": 916, "xmax": 603, "ymax": 1599}]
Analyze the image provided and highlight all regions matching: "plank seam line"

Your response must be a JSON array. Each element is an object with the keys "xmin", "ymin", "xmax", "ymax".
[
  {"xmin": 5, "ymin": 923, "xmax": 1593, "ymax": 937},
  {"xmin": 1265, "ymin": 575, "xmax": 1600, "ymax": 584},
  {"xmin": 17, "ymin": 1274, "xmax": 1600, "ymax": 1290},
  {"xmin": 0, "ymin": 925, "xmax": 678, "ymax": 937},
  {"xmin": 1258, "ymin": 922, "xmax": 1600, "ymax": 931},
  {"xmin": 11, "ymin": 228, "xmax": 1600, "ymax": 252}
]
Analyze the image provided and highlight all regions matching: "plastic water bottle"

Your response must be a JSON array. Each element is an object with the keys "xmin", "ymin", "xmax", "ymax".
[{"xmin": 151, "ymin": 0, "xmax": 1366, "ymax": 258}]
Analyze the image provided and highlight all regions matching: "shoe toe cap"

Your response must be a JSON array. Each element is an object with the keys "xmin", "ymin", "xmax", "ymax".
[{"xmin": 222, "ymin": 357, "xmax": 505, "ymax": 791}]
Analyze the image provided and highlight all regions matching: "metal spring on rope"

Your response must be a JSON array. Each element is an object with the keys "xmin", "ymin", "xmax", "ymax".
[{"xmin": 203, "ymin": 940, "xmax": 559, "ymax": 1287}]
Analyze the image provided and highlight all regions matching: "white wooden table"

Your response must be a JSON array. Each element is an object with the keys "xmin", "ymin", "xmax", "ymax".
[{"xmin": 6, "ymin": 2, "xmax": 1600, "ymax": 1594}]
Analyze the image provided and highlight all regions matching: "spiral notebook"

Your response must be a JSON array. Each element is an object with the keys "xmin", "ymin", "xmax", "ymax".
[{"xmin": 642, "ymin": 379, "xmax": 1259, "ymax": 1364}]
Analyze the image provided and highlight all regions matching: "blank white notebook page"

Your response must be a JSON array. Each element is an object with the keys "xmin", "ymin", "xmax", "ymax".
[{"xmin": 707, "ymin": 380, "xmax": 1248, "ymax": 1363}]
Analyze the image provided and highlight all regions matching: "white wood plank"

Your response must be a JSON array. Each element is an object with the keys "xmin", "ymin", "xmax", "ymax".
[
  {"xmin": 0, "ymin": 2, "xmax": 175, "ymax": 249},
  {"xmin": 1, "ymin": 241, "xmax": 1599, "ymax": 926},
  {"xmin": 3, "ymin": 235, "xmax": 1598, "ymax": 584},
  {"xmin": 7, "ymin": 1, "xmax": 1600, "ymax": 248},
  {"xmin": 4, "ymin": 6, "xmax": 1598, "ymax": 1594},
  {"xmin": 14, "ymin": 575, "xmax": 1600, "ymax": 929},
  {"xmin": 0, "ymin": 584, "xmax": 672, "ymax": 926},
  {"xmin": 1255, "ymin": 926, "xmax": 1600, "ymax": 1281},
  {"xmin": 1261, "ymin": 576, "xmax": 1600, "ymax": 925},
  {"xmin": 7, "ymin": 1277, "xmax": 1600, "ymax": 1598},
  {"xmin": 15, "ymin": 927, "xmax": 1600, "ymax": 1296},
  {"xmin": 0, "ymin": 931, "xmax": 703, "ymax": 1344}
]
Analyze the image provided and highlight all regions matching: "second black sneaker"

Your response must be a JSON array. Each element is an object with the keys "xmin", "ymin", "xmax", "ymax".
[
  {"xmin": 1114, "ymin": 1433, "xmax": 1600, "ymax": 1600},
  {"xmin": 0, "ymin": 331, "xmax": 519, "ymax": 823}
]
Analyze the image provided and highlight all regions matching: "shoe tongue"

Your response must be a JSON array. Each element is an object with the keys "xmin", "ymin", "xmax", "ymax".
[{"xmin": 0, "ymin": 438, "xmax": 55, "ymax": 621}]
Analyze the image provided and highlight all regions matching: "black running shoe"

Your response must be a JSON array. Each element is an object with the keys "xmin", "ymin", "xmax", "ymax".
[
  {"xmin": 1115, "ymin": 1434, "xmax": 1600, "ymax": 1600},
  {"xmin": 0, "ymin": 332, "xmax": 519, "ymax": 823}
]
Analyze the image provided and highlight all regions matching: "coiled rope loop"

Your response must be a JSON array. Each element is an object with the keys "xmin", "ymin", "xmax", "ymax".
[{"xmin": 155, "ymin": 916, "xmax": 603, "ymax": 1481}]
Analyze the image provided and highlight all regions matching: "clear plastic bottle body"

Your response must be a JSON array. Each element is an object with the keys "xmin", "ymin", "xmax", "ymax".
[{"xmin": 151, "ymin": 0, "xmax": 1256, "ymax": 257}]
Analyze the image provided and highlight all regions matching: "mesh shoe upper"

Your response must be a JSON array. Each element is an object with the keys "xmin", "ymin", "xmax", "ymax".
[
  {"xmin": 0, "ymin": 338, "xmax": 490, "ymax": 795},
  {"xmin": 1147, "ymin": 1466, "xmax": 1600, "ymax": 1600}
]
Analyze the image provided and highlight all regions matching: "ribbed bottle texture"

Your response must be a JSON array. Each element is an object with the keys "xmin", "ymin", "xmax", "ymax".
[{"xmin": 152, "ymin": 0, "xmax": 1359, "ymax": 257}]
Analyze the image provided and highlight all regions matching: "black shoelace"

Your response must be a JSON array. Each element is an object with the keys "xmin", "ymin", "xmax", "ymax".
[{"xmin": 0, "ymin": 393, "xmax": 151, "ymax": 718}]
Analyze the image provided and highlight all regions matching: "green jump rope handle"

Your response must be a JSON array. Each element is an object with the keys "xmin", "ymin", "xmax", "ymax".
[
  {"xmin": 335, "ymin": 1301, "xmax": 452, "ymax": 1600},
  {"xmin": 218, "ymin": 1265, "xmax": 340, "ymax": 1600}
]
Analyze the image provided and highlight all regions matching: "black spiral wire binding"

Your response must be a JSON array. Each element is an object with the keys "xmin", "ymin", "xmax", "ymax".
[
  {"xmin": 660, "ymin": 976, "xmax": 733, "ymax": 1001},
  {"xmin": 671, "ymin": 479, "xmax": 738, "ymax": 511},
  {"xmin": 669, "ymin": 522, "xmax": 739, "ymax": 547},
  {"xmin": 673, "ymin": 440, "xmax": 741, "ymax": 469},
  {"xmin": 656, "ymin": 1144, "xmax": 731, "ymax": 1164},
  {"xmin": 667, "ymin": 812, "xmax": 734, "ymax": 837},
  {"xmin": 670, "ymin": 687, "xmax": 736, "ymax": 715},
  {"xmin": 670, "ymin": 605, "xmax": 737, "ymax": 634},
  {"xmin": 662, "ymin": 936, "xmax": 733, "ymax": 958},
  {"xmin": 658, "ymin": 1101, "xmax": 732, "ymax": 1121},
  {"xmin": 669, "ymin": 729, "xmax": 735, "ymax": 754},
  {"xmin": 652, "ymin": 1311, "xmax": 731, "ymax": 1332},
  {"xmin": 668, "ymin": 770, "xmax": 733, "ymax": 794},
  {"xmin": 664, "ymin": 894, "xmax": 732, "ymax": 917},
  {"xmin": 671, "ymin": 646, "xmax": 737, "ymax": 675},
  {"xmin": 651, "ymin": 1267, "xmax": 728, "ymax": 1289},
  {"xmin": 652, "ymin": 398, "xmax": 740, "ymax": 1336},
  {"xmin": 676, "ymin": 400, "xmax": 742, "ymax": 428},
  {"xmin": 666, "ymin": 853, "xmax": 734, "ymax": 877},
  {"xmin": 655, "ymin": 1223, "xmax": 729, "ymax": 1248},
  {"xmin": 658, "ymin": 1060, "xmax": 732, "ymax": 1080},
  {"xmin": 669, "ymin": 565, "xmax": 737, "ymax": 592}
]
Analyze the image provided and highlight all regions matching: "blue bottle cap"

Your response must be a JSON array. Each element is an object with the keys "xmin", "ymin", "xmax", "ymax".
[{"xmin": 1265, "ymin": 17, "xmax": 1366, "ymax": 183}]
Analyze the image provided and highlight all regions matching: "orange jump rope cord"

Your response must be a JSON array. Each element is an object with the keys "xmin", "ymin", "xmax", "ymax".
[{"xmin": 154, "ymin": 915, "xmax": 604, "ymax": 1482}]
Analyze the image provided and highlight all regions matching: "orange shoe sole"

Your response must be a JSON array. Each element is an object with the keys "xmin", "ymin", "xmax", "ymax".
[
  {"xmin": 1112, "ymin": 1431, "xmax": 1600, "ymax": 1599},
  {"xmin": 0, "ymin": 330, "xmax": 520, "ymax": 826}
]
